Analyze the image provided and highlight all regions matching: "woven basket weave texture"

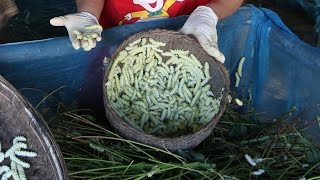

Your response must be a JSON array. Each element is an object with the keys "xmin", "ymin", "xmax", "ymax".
[
  {"xmin": 0, "ymin": 75, "xmax": 68, "ymax": 179},
  {"xmin": 103, "ymin": 29, "xmax": 230, "ymax": 151}
]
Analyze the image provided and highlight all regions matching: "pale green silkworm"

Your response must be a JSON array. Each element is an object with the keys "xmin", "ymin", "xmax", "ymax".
[
  {"xmin": 140, "ymin": 114, "xmax": 149, "ymax": 128},
  {"xmin": 141, "ymin": 38, "xmax": 147, "ymax": 45},
  {"xmin": 10, "ymin": 155, "xmax": 30, "ymax": 168},
  {"xmin": 235, "ymin": 98, "xmax": 243, "ymax": 106},
  {"xmin": 129, "ymin": 38, "xmax": 142, "ymax": 47},
  {"xmin": 15, "ymin": 151, "xmax": 37, "ymax": 158},
  {"xmin": 85, "ymin": 24, "xmax": 103, "ymax": 31},
  {"xmin": 235, "ymin": 72, "xmax": 240, "ymax": 88},
  {"xmin": 107, "ymin": 38, "xmax": 224, "ymax": 136},
  {"xmin": 237, "ymin": 57, "xmax": 246, "ymax": 77},
  {"xmin": 183, "ymin": 84, "xmax": 192, "ymax": 99},
  {"xmin": 191, "ymin": 89, "xmax": 202, "ymax": 106},
  {"xmin": 17, "ymin": 164, "xmax": 26, "ymax": 180},
  {"xmin": 204, "ymin": 62, "xmax": 210, "ymax": 78},
  {"xmin": 178, "ymin": 78, "xmax": 185, "ymax": 98},
  {"xmin": 149, "ymin": 38, "xmax": 166, "ymax": 46}
]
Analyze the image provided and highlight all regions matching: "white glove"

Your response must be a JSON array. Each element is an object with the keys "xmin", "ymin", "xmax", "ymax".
[
  {"xmin": 180, "ymin": 6, "xmax": 225, "ymax": 63},
  {"xmin": 50, "ymin": 12, "xmax": 103, "ymax": 51}
]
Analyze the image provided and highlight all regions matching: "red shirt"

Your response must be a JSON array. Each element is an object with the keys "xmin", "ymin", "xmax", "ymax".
[{"xmin": 99, "ymin": 0, "xmax": 210, "ymax": 28}]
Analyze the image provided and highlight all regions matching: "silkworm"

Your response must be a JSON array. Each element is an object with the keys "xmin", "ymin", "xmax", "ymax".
[
  {"xmin": 165, "ymin": 58, "xmax": 174, "ymax": 66},
  {"xmin": 150, "ymin": 95, "xmax": 158, "ymax": 105},
  {"xmin": 237, "ymin": 57, "xmax": 246, "ymax": 77},
  {"xmin": 152, "ymin": 88, "xmax": 160, "ymax": 98},
  {"xmin": 140, "ymin": 114, "xmax": 149, "ymax": 128},
  {"xmin": 125, "ymin": 45, "xmax": 138, "ymax": 51},
  {"xmin": 156, "ymin": 66, "xmax": 169, "ymax": 77},
  {"xmin": 160, "ymin": 109, "xmax": 167, "ymax": 121},
  {"xmin": 1, "ymin": 170, "xmax": 12, "ymax": 180},
  {"xmin": 72, "ymin": 30, "xmax": 81, "ymax": 35},
  {"xmin": 15, "ymin": 151, "xmax": 37, "ymax": 158},
  {"xmin": 191, "ymin": 89, "xmax": 202, "ymax": 106},
  {"xmin": 200, "ymin": 77, "xmax": 210, "ymax": 87},
  {"xmin": 118, "ymin": 98, "xmax": 130, "ymax": 107},
  {"xmin": 138, "ymin": 69, "xmax": 144, "ymax": 81},
  {"xmin": 128, "ymin": 47, "xmax": 145, "ymax": 56},
  {"xmin": 11, "ymin": 136, "xmax": 27, "ymax": 147},
  {"xmin": 170, "ymin": 49, "xmax": 189, "ymax": 55},
  {"xmin": 132, "ymin": 63, "xmax": 142, "ymax": 73},
  {"xmin": 141, "ymin": 38, "xmax": 147, "ymax": 45},
  {"xmin": 134, "ymin": 101, "xmax": 147, "ymax": 109},
  {"xmin": 157, "ymin": 103, "xmax": 170, "ymax": 109},
  {"xmin": 149, "ymin": 38, "xmax": 166, "ymax": 46},
  {"xmin": 161, "ymin": 62, "xmax": 170, "ymax": 73},
  {"xmin": 235, "ymin": 72, "xmax": 240, "ymax": 88},
  {"xmin": 17, "ymin": 164, "xmax": 26, "ymax": 180},
  {"xmin": 177, "ymin": 107, "xmax": 192, "ymax": 115},
  {"xmin": 252, "ymin": 169, "xmax": 265, "ymax": 176},
  {"xmin": 178, "ymin": 78, "xmax": 185, "ymax": 98},
  {"xmin": 169, "ymin": 83, "xmax": 179, "ymax": 95},
  {"xmin": 190, "ymin": 54, "xmax": 203, "ymax": 68},
  {"xmin": 235, "ymin": 98, "xmax": 243, "ymax": 106},
  {"xmin": 134, "ymin": 77, "xmax": 139, "ymax": 90},
  {"xmin": 166, "ymin": 74, "xmax": 173, "ymax": 89},
  {"xmin": 145, "ymin": 60, "xmax": 155, "ymax": 72},
  {"xmin": 204, "ymin": 62, "xmax": 210, "ymax": 78},
  {"xmin": 0, "ymin": 166, "xmax": 9, "ymax": 175},
  {"xmin": 4, "ymin": 143, "xmax": 27, "ymax": 158},
  {"xmin": 202, "ymin": 85, "xmax": 211, "ymax": 93},
  {"xmin": 161, "ymin": 51, "xmax": 173, "ymax": 57},
  {"xmin": 128, "ymin": 68, "xmax": 135, "ymax": 85},
  {"xmin": 151, "ymin": 47, "xmax": 163, "ymax": 53},
  {"xmin": 85, "ymin": 24, "xmax": 103, "ymax": 31},
  {"xmin": 10, "ymin": 155, "xmax": 30, "ymax": 168},
  {"xmin": 10, "ymin": 162, "xmax": 20, "ymax": 180},
  {"xmin": 184, "ymin": 91, "xmax": 192, "ymax": 103},
  {"xmin": 128, "ymin": 38, "xmax": 142, "ymax": 47},
  {"xmin": 179, "ymin": 54, "xmax": 197, "ymax": 66},
  {"xmin": 175, "ymin": 64, "xmax": 184, "ymax": 72},
  {"xmin": 183, "ymin": 84, "xmax": 192, "ymax": 99},
  {"xmin": 206, "ymin": 91, "xmax": 214, "ymax": 97},
  {"xmin": 150, "ymin": 66, "xmax": 156, "ymax": 76},
  {"xmin": 0, "ymin": 153, "xmax": 4, "ymax": 163}
]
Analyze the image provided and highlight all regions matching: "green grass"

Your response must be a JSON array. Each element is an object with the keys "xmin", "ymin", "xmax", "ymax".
[{"xmin": 44, "ymin": 102, "xmax": 320, "ymax": 180}]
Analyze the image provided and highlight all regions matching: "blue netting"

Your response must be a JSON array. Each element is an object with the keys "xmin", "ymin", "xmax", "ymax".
[{"xmin": 1, "ymin": 5, "xmax": 320, "ymax": 143}]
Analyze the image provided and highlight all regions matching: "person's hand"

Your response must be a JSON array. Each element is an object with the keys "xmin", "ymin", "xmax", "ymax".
[
  {"xmin": 50, "ymin": 12, "xmax": 103, "ymax": 51},
  {"xmin": 179, "ymin": 6, "xmax": 225, "ymax": 63}
]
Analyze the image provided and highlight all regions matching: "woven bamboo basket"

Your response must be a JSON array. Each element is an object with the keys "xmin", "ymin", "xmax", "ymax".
[
  {"xmin": 0, "ymin": 76, "xmax": 68, "ymax": 179},
  {"xmin": 103, "ymin": 29, "xmax": 230, "ymax": 151}
]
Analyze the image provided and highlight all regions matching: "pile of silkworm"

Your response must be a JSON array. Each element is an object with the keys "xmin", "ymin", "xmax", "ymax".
[
  {"xmin": 105, "ymin": 38, "xmax": 224, "ymax": 137},
  {"xmin": 0, "ymin": 136, "xmax": 37, "ymax": 180}
]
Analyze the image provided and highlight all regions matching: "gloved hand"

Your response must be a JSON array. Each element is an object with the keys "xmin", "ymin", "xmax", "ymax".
[
  {"xmin": 179, "ymin": 6, "xmax": 225, "ymax": 63},
  {"xmin": 50, "ymin": 12, "xmax": 103, "ymax": 51}
]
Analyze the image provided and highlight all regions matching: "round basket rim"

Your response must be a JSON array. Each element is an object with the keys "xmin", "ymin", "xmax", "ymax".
[
  {"xmin": 0, "ymin": 75, "xmax": 68, "ymax": 179},
  {"xmin": 103, "ymin": 29, "xmax": 230, "ymax": 150}
]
